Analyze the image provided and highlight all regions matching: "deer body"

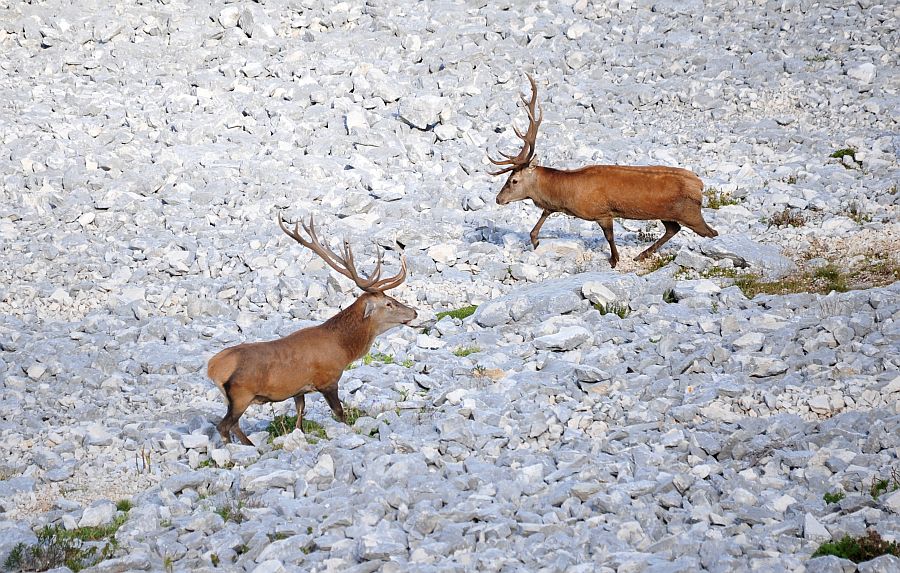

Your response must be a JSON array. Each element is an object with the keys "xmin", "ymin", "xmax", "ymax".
[
  {"xmin": 208, "ymin": 216, "xmax": 416, "ymax": 446},
  {"xmin": 490, "ymin": 76, "xmax": 718, "ymax": 267}
]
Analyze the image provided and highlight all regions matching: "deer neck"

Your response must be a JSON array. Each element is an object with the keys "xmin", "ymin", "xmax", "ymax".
[{"xmin": 323, "ymin": 297, "xmax": 378, "ymax": 363}]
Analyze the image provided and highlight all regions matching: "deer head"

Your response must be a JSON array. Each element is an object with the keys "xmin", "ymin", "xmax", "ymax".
[
  {"xmin": 278, "ymin": 213, "xmax": 417, "ymax": 332},
  {"xmin": 489, "ymin": 73, "xmax": 543, "ymax": 205}
]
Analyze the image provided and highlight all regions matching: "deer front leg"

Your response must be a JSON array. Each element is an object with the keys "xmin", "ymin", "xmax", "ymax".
[
  {"xmin": 321, "ymin": 386, "xmax": 346, "ymax": 423},
  {"xmin": 529, "ymin": 210, "xmax": 553, "ymax": 249},
  {"xmin": 598, "ymin": 218, "xmax": 619, "ymax": 268},
  {"xmin": 293, "ymin": 394, "xmax": 306, "ymax": 431}
]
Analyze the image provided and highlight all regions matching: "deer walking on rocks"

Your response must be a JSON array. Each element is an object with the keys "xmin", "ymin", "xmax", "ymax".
[
  {"xmin": 207, "ymin": 214, "xmax": 417, "ymax": 445},
  {"xmin": 490, "ymin": 74, "xmax": 718, "ymax": 268}
]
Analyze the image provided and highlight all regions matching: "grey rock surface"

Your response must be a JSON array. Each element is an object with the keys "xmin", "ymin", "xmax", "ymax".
[{"xmin": 0, "ymin": 1, "xmax": 898, "ymax": 572}]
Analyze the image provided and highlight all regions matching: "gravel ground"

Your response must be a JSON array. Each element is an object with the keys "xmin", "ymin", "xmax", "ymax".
[{"xmin": 1, "ymin": 1, "xmax": 899, "ymax": 572}]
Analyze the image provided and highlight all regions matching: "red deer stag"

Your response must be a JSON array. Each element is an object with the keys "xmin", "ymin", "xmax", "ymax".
[
  {"xmin": 207, "ymin": 214, "xmax": 417, "ymax": 445},
  {"xmin": 489, "ymin": 74, "xmax": 718, "ymax": 268}
]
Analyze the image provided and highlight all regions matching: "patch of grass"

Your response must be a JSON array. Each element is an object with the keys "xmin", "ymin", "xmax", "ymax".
[
  {"xmin": 115, "ymin": 499, "xmax": 133, "ymax": 513},
  {"xmin": 812, "ymin": 530, "xmax": 900, "ymax": 563},
  {"xmin": 786, "ymin": 175, "xmax": 798, "ymax": 184},
  {"xmin": 3, "ymin": 517, "xmax": 126, "ymax": 573},
  {"xmin": 346, "ymin": 352, "xmax": 397, "ymax": 370},
  {"xmin": 453, "ymin": 346, "xmax": 481, "ymax": 357},
  {"xmin": 765, "ymin": 207, "xmax": 806, "ymax": 228},
  {"xmin": 663, "ymin": 289, "xmax": 678, "ymax": 304},
  {"xmin": 266, "ymin": 414, "xmax": 327, "ymax": 441},
  {"xmin": 364, "ymin": 352, "xmax": 394, "ymax": 366},
  {"xmin": 436, "ymin": 305, "xmax": 478, "ymax": 321},
  {"xmin": 400, "ymin": 359, "xmax": 414, "ymax": 368},
  {"xmin": 215, "ymin": 500, "xmax": 244, "ymax": 524},
  {"xmin": 704, "ymin": 187, "xmax": 741, "ymax": 209},
  {"xmin": 594, "ymin": 300, "xmax": 630, "ymax": 318},
  {"xmin": 829, "ymin": 147, "xmax": 857, "ymax": 161},
  {"xmin": 645, "ymin": 253, "xmax": 676, "ymax": 272},
  {"xmin": 210, "ymin": 553, "xmax": 220, "ymax": 567},
  {"xmin": 701, "ymin": 266, "xmax": 741, "ymax": 279},
  {"xmin": 806, "ymin": 54, "xmax": 830, "ymax": 62},
  {"xmin": 813, "ymin": 264, "xmax": 848, "ymax": 292},
  {"xmin": 729, "ymin": 264, "xmax": 848, "ymax": 298},
  {"xmin": 343, "ymin": 407, "xmax": 365, "ymax": 426},
  {"xmin": 823, "ymin": 491, "xmax": 845, "ymax": 504}
]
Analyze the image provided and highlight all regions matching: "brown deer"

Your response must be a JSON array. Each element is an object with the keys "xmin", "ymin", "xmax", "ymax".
[
  {"xmin": 489, "ymin": 74, "xmax": 718, "ymax": 268},
  {"xmin": 207, "ymin": 214, "xmax": 417, "ymax": 445}
]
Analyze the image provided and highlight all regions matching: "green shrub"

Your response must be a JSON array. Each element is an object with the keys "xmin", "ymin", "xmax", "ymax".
[
  {"xmin": 3, "ymin": 517, "xmax": 126, "ymax": 573},
  {"xmin": 812, "ymin": 530, "xmax": 900, "ymax": 562}
]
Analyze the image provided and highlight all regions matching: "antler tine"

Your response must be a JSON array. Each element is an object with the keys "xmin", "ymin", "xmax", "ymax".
[
  {"xmin": 366, "ymin": 255, "xmax": 407, "ymax": 293},
  {"xmin": 486, "ymin": 73, "xmax": 542, "ymax": 174},
  {"xmin": 278, "ymin": 212, "xmax": 408, "ymax": 293},
  {"xmin": 489, "ymin": 165, "xmax": 517, "ymax": 176}
]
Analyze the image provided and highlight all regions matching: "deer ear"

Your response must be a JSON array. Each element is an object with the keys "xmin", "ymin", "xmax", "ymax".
[{"xmin": 363, "ymin": 299, "xmax": 376, "ymax": 319}]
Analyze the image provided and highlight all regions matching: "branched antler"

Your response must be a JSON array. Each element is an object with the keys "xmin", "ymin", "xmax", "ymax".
[
  {"xmin": 278, "ymin": 213, "xmax": 407, "ymax": 293},
  {"xmin": 488, "ymin": 73, "xmax": 543, "ymax": 176}
]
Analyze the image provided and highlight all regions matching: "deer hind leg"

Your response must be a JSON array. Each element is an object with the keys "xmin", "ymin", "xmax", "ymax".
[
  {"xmin": 293, "ymin": 394, "xmax": 306, "ymax": 431},
  {"xmin": 217, "ymin": 382, "xmax": 255, "ymax": 446},
  {"xmin": 529, "ymin": 210, "xmax": 553, "ymax": 249},
  {"xmin": 682, "ymin": 213, "xmax": 719, "ymax": 238},
  {"xmin": 636, "ymin": 221, "xmax": 681, "ymax": 261},
  {"xmin": 597, "ymin": 219, "xmax": 619, "ymax": 268},
  {"xmin": 321, "ymin": 386, "xmax": 346, "ymax": 423}
]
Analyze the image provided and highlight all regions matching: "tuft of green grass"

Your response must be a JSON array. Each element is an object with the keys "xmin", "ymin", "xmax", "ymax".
[
  {"xmin": 645, "ymin": 254, "xmax": 676, "ymax": 272},
  {"xmin": 365, "ymin": 352, "xmax": 394, "ymax": 366},
  {"xmin": 215, "ymin": 500, "xmax": 244, "ymax": 524},
  {"xmin": 704, "ymin": 187, "xmax": 741, "ymax": 209},
  {"xmin": 812, "ymin": 530, "xmax": 900, "ymax": 562},
  {"xmin": 115, "ymin": 499, "xmax": 133, "ymax": 513},
  {"xmin": 343, "ymin": 407, "xmax": 366, "ymax": 426},
  {"xmin": 663, "ymin": 289, "xmax": 678, "ymax": 304},
  {"xmin": 870, "ymin": 468, "xmax": 900, "ymax": 499},
  {"xmin": 3, "ymin": 517, "xmax": 126, "ymax": 572},
  {"xmin": 347, "ymin": 352, "xmax": 396, "ymax": 370},
  {"xmin": 266, "ymin": 414, "xmax": 327, "ymax": 441},
  {"xmin": 436, "ymin": 305, "xmax": 478, "ymax": 321},
  {"xmin": 594, "ymin": 301, "xmax": 630, "ymax": 318},
  {"xmin": 453, "ymin": 346, "xmax": 481, "ymax": 357},
  {"xmin": 823, "ymin": 491, "xmax": 845, "ymax": 504},
  {"xmin": 401, "ymin": 359, "xmax": 414, "ymax": 368}
]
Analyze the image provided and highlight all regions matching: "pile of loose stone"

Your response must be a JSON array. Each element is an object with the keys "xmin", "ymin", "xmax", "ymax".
[{"xmin": 1, "ymin": 0, "xmax": 898, "ymax": 571}]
